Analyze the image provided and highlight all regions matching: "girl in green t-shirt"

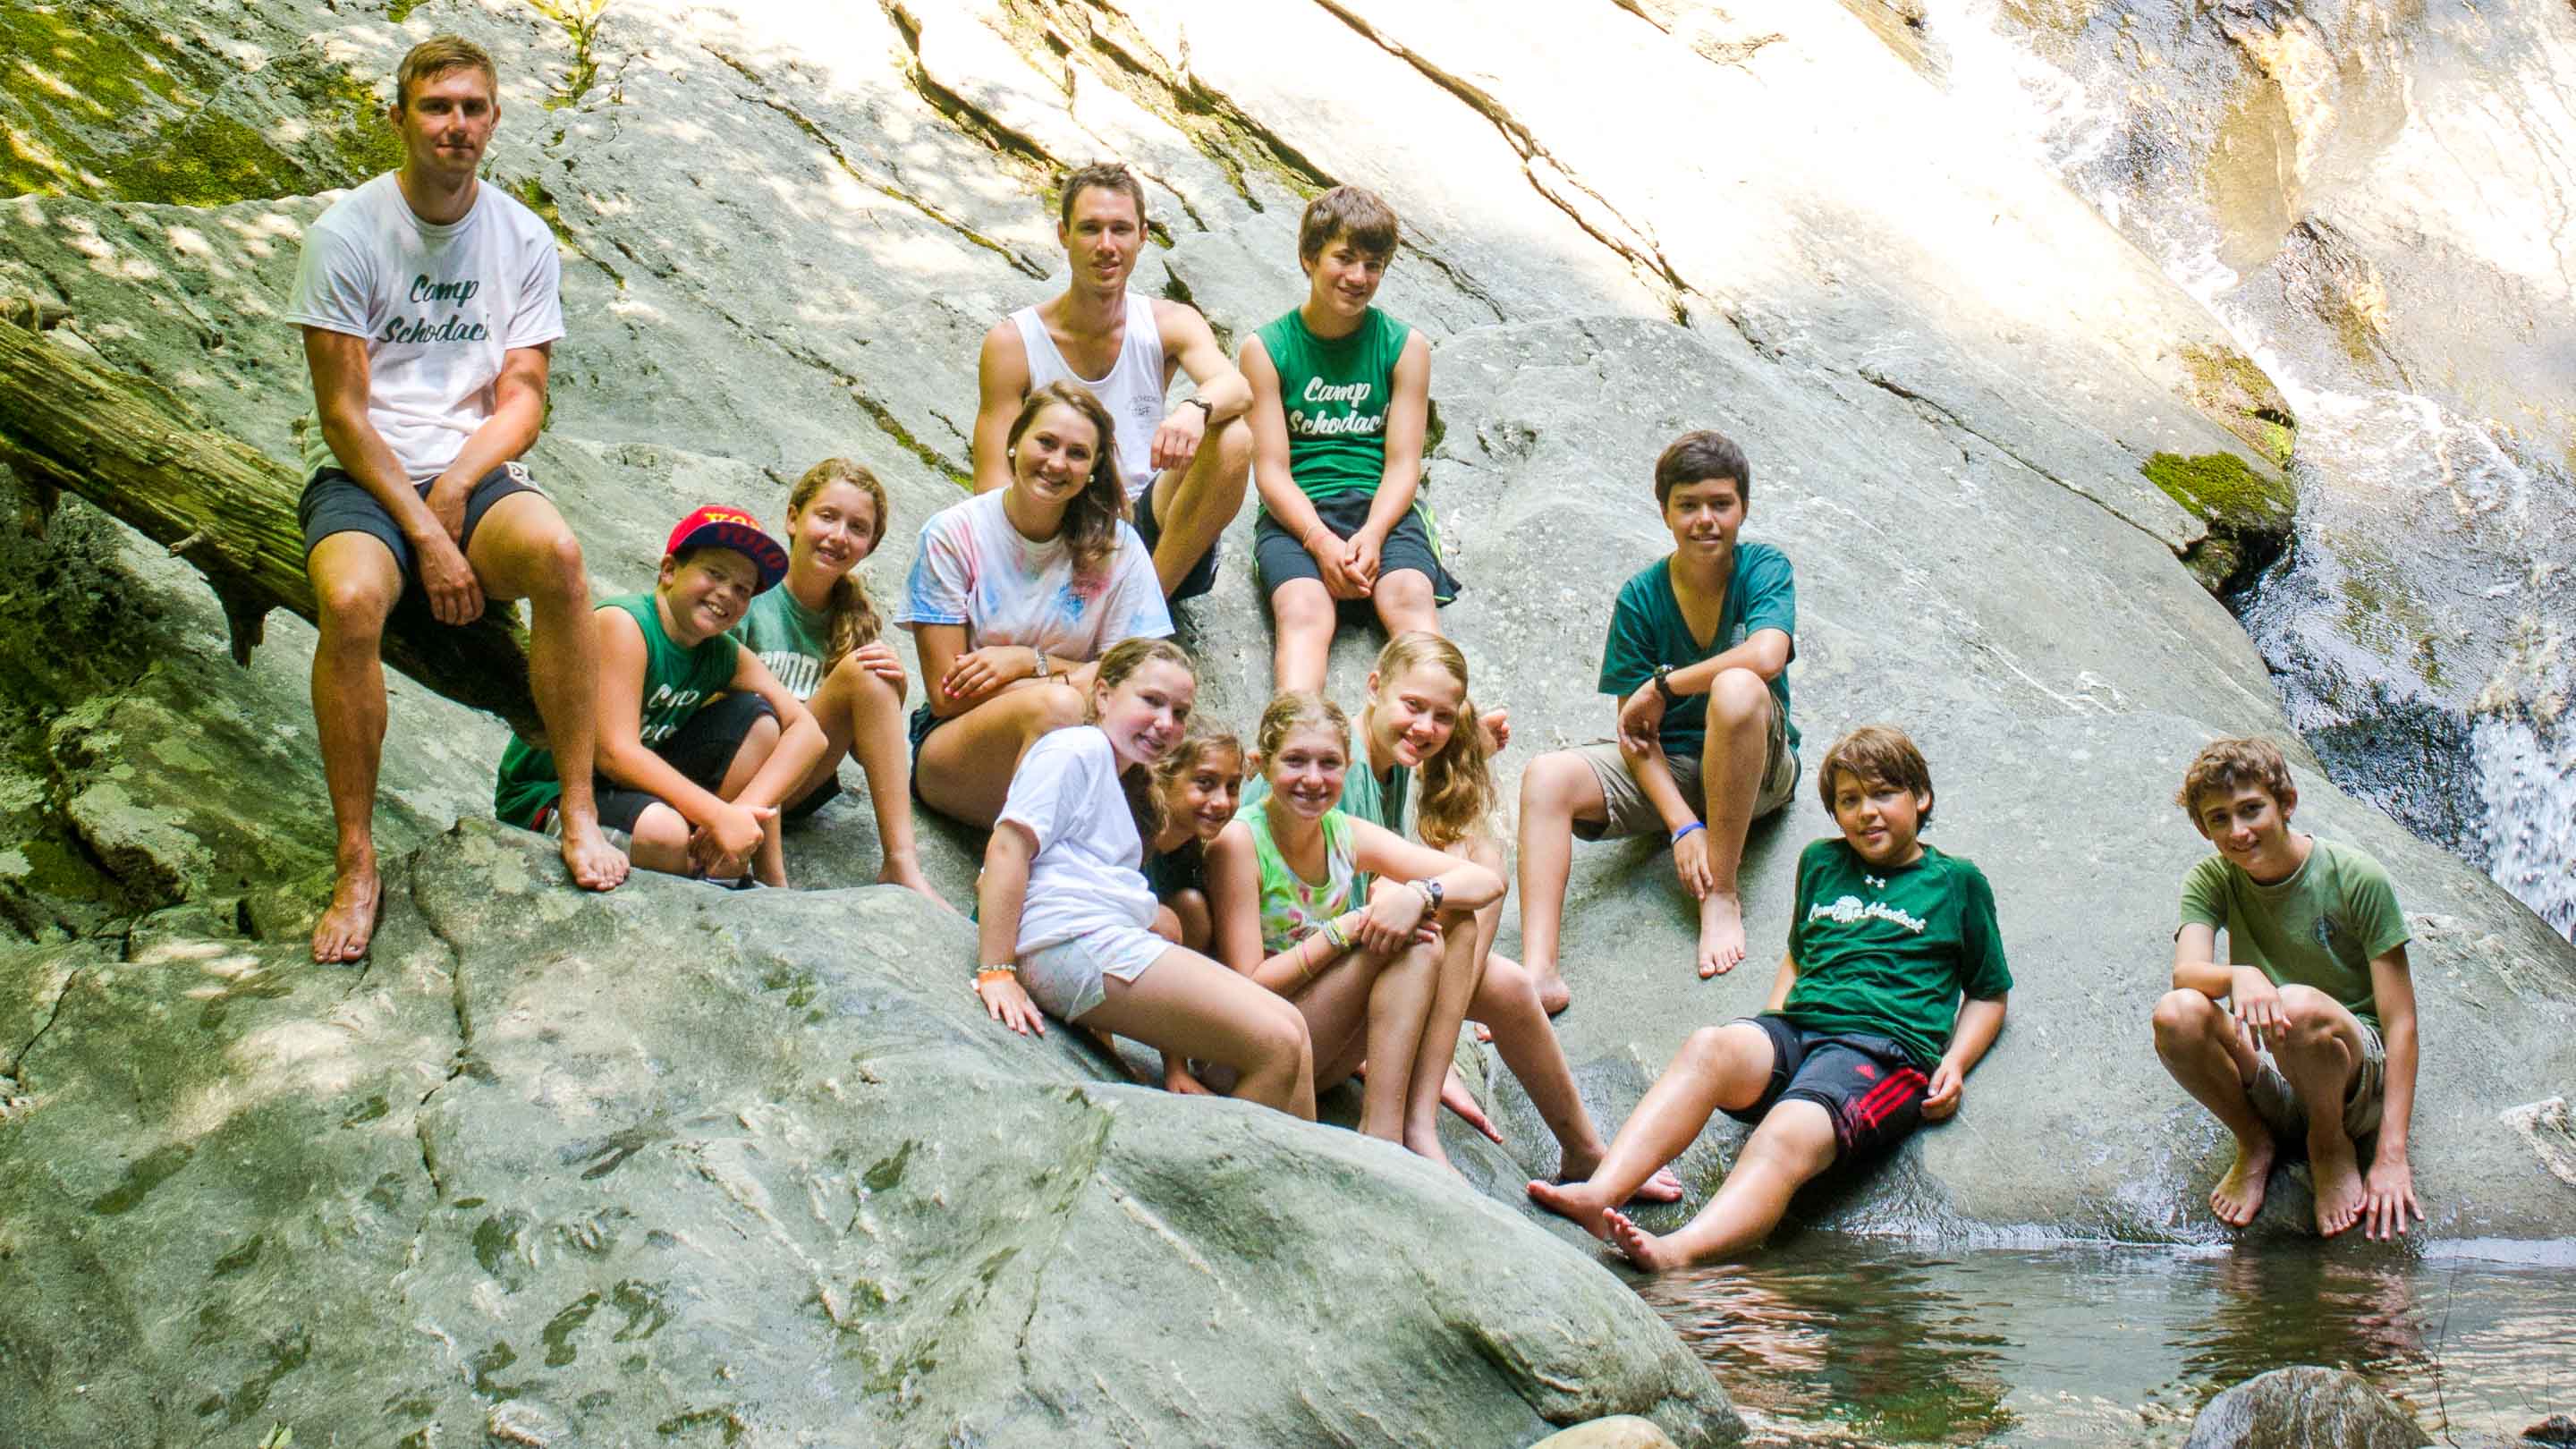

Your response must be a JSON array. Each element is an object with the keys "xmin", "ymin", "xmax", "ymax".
[
  {"xmin": 733, "ymin": 459, "xmax": 945, "ymax": 908},
  {"xmin": 1204, "ymin": 692, "xmax": 1501, "ymax": 1167}
]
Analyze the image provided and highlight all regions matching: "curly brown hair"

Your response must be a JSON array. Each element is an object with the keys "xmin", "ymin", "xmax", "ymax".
[{"xmin": 2174, "ymin": 737, "xmax": 2296, "ymax": 816}]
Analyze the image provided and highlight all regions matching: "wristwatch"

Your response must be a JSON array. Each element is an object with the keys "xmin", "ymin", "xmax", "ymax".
[
  {"xmin": 1650, "ymin": 665, "xmax": 1682, "ymax": 708},
  {"xmin": 1181, "ymin": 397, "xmax": 1213, "ymax": 418},
  {"xmin": 1031, "ymin": 648, "xmax": 1051, "ymax": 681},
  {"xmin": 1413, "ymin": 877, "xmax": 1445, "ymax": 912}
]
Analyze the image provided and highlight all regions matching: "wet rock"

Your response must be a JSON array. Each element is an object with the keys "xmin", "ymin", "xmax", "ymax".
[
  {"xmin": 2182, "ymin": 1366, "xmax": 2429, "ymax": 1449},
  {"xmin": 2522, "ymin": 1414, "xmax": 2576, "ymax": 1445}
]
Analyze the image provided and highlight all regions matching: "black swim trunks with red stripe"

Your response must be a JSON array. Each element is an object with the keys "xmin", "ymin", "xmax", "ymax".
[{"xmin": 1719, "ymin": 1014, "xmax": 1930, "ymax": 1159}]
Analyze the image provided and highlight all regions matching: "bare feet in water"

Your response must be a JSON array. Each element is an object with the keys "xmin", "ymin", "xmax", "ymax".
[
  {"xmin": 2310, "ymin": 1126, "xmax": 2366, "ymax": 1238},
  {"xmin": 559, "ymin": 815, "xmax": 630, "ymax": 893},
  {"xmin": 312, "ymin": 854, "xmax": 381, "ymax": 963},
  {"xmin": 1697, "ymin": 890, "xmax": 1747, "ymax": 979},
  {"xmin": 1602, "ymin": 1207, "xmax": 1689, "ymax": 1269},
  {"xmin": 2208, "ymin": 1131, "xmax": 2275, "ymax": 1227}
]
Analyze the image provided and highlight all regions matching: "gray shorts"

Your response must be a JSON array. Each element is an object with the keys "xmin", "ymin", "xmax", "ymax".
[
  {"xmin": 2248, "ymin": 1014, "xmax": 2387, "ymax": 1143},
  {"xmin": 1570, "ymin": 691, "xmax": 1798, "ymax": 842},
  {"xmin": 300, "ymin": 462, "xmax": 542, "ymax": 597},
  {"xmin": 1019, "ymin": 924, "xmax": 1169, "ymax": 1024}
]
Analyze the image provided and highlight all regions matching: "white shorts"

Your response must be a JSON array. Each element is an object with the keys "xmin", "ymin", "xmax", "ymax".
[{"xmin": 1020, "ymin": 924, "xmax": 1168, "ymax": 1023}]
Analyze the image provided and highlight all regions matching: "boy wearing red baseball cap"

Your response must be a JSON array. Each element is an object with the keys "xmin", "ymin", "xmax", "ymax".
[{"xmin": 496, "ymin": 507, "xmax": 826, "ymax": 886}]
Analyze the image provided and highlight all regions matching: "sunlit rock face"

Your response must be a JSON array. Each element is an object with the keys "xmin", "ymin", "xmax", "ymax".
[
  {"xmin": 1891, "ymin": 0, "xmax": 2576, "ymax": 937},
  {"xmin": 2, "ymin": 1, "xmax": 2573, "ymax": 1444}
]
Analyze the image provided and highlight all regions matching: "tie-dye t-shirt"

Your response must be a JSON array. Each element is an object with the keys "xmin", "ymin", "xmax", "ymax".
[{"xmin": 894, "ymin": 491, "xmax": 1172, "ymax": 659}]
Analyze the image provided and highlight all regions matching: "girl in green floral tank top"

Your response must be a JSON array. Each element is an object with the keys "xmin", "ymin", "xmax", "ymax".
[{"xmin": 1206, "ymin": 692, "xmax": 1505, "ymax": 1168}]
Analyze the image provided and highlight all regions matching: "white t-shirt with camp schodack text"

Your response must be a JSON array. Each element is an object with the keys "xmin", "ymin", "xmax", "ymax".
[
  {"xmin": 288, "ymin": 173, "xmax": 564, "ymax": 481},
  {"xmin": 1000, "ymin": 726, "xmax": 1158, "ymax": 953}
]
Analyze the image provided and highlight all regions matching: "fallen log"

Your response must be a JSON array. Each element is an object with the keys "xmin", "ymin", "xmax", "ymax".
[{"xmin": 0, "ymin": 299, "xmax": 544, "ymax": 738}]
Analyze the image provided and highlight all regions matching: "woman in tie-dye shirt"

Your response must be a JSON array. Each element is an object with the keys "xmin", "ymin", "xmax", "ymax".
[{"xmin": 898, "ymin": 380, "xmax": 1173, "ymax": 826}]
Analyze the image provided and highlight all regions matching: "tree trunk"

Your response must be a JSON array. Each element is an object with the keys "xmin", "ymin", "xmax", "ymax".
[{"xmin": 0, "ymin": 301, "xmax": 544, "ymax": 740}]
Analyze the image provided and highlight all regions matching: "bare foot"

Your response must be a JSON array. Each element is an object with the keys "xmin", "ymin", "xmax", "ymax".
[
  {"xmin": 1698, "ymin": 891, "xmax": 1747, "ymax": 979},
  {"xmin": 1402, "ymin": 1125, "xmax": 1456, "ymax": 1171},
  {"xmin": 559, "ymin": 816, "xmax": 630, "ymax": 893},
  {"xmin": 1526, "ymin": 1177, "xmax": 1614, "ymax": 1240},
  {"xmin": 1531, "ymin": 969, "xmax": 1572, "ymax": 1016},
  {"xmin": 1440, "ymin": 1066, "xmax": 1504, "ymax": 1144},
  {"xmin": 312, "ymin": 860, "xmax": 381, "ymax": 963},
  {"xmin": 1554, "ymin": 1148, "xmax": 1688, "ymax": 1206},
  {"xmin": 878, "ymin": 858, "xmax": 957, "ymax": 913},
  {"xmin": 1603, "ymin": 1208, "xmax": 1688, "ymax": 1269},
  {"xmin": 2310, "ymin": 1126, "xmax": 2366, "ymax": 1238},
  {"xmin": 2208, "ymin": 1131, "xmax": 2275, "ymax": 1227}
]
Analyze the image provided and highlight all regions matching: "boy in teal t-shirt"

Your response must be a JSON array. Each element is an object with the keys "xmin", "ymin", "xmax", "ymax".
[
  {"xmin": 1515, "ymin": 429, "xmax": 1801, "ymax": 1013},
  {"xmin": 2150, "ymin": 737, "xmax": 2423, "ymax": 1241},
  {"xmin": 496, "ymin": 506, "xmax": 826, "ymax": 887},
  {"xmin": 1241, "ymin": 185, "xmax": 1459, "ymax": 693},
  {"xmin": 1530, "ymin": 725, "xmax": 2011, "ymax": 1267}
]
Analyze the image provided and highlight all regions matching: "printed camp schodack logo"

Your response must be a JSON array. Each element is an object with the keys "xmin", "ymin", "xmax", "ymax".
[{"xmin": 1811, "ymin": 894, "xmax": 1928, "ymax": 934}]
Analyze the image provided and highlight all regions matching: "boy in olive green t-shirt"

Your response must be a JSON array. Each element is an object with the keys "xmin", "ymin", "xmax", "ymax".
[
  {"xmin": 496, "ymin": 507, "xmax": 826, "ymax": 887},
  {"xmin": 1242, "ymin": 185, "xmax": 1457, "ymax": 693},
  {"xmin": 1530, "ymin": 726, "xmax": 2011, "ymax": 1268},
  {"xmin": 2149, "ymin": 737, "xmax": 2424, "ymax": 1241}
]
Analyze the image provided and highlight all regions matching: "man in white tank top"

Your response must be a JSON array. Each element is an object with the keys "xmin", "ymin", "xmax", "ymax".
[{"xmin": 972, "ymin": 163, "xmax": 1251, "ymax": 602}]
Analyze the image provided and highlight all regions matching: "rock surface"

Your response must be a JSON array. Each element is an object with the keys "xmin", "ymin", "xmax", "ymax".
[
  {"xmin": 2182, "ymin": 1366, "xmax": 2431, "ymax": 1449},
  {"xmin": 2, "ymin": 0, "xmax": 2575, "ymax": 1442}
]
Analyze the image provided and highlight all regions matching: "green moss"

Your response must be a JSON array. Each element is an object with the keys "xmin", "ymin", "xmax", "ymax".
[
  {"xmin": 2178, "ymin": 343, "xmax": 2296, "ymax": 467},
  {"xmin": 2142, "ymin": 451, "xmax": 2294, "ymax": 530},
  {"xmin": 527, "ymin": 0, "xmax": 613, "ymax": 110}
]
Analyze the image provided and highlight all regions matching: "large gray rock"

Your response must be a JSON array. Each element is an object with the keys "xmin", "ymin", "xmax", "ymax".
[
  {"xmin": 2183, "ymin": 1366, "xmax": 2431, "ymax": 1449},
  {"xmin": 0, "ymin": 824, "xmax": 1740, "ymax": 1448}
]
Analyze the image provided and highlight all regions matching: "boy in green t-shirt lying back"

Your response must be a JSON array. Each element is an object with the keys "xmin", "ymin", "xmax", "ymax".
[
  {"xmin": 496, "ymin": 506, "xmax": 826, "ymax": 886},
  {"xmin": 1529, "ymin": 725, "xmax": 2012, "ymax": 1267},
  {"xmin": 2150, "ymin": 737, "xmax": 2423, "ymax": 1241}
]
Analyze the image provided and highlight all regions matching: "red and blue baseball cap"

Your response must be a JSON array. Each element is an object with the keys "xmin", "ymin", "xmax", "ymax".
[{"xmin": 665, "ymin": 504, "xmax": 788, "ymax": 593}]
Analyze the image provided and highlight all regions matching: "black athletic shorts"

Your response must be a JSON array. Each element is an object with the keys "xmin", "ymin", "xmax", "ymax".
[
  {"xmin": 1720, "ymin": 1014, "xmax": 1930, "ymax": 1160},
  {"xmin": 537, "ymin": 691, "xmax": 778, "ymax": 841},
  {"xmin": 299, "ymin": 462, "xmax": 542, "ymax": 607},
  {"xmin": 1131, "ymin": 484, "xmax": 1220, "ymax": 602},
  {"xmin": 905, "ymin": 702, "xmax": 952, "ymax": 802},
  {"xmin": 1250, "ymin": 489, "xmax": 1461, "ymax": 606}
]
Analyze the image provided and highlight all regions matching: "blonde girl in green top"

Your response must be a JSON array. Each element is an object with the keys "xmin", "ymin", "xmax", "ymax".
[
  {"xmin": 733, "ymin": 458, "xmax": 945, "ymax": 906},
  {"xmin": 1206, "ymin": 692, "xmax": 1500, "ymax": 1167}
]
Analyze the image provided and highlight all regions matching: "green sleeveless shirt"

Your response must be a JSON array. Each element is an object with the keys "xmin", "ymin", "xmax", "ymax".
[
  {"xmin": 1241, "ymin": 797, "xmax": 1360, "ymax": 956},
  {"xmin": 494, "ymin": 592, "xmax": 740, "ymax": 826},
  {"xmin": 1255, "ymin": 305, "xmax": 1411, "ymax": 504}
]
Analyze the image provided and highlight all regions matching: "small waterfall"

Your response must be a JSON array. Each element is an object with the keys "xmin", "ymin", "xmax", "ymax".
[{"xmin": 1919, "ymin": 0, "xmax": 2576, "ymax": 939}]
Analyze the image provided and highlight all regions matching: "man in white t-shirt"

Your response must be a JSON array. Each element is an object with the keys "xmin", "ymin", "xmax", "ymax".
[
  {"xmin": 971, "ymin": 162, "xmax": 1253, "ymax": 602},
  {"xmin": 289, "ymin": 35, "xmax": 627, "ymax": 964}
]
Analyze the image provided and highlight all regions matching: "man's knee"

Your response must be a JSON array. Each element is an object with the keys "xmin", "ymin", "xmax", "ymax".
[
  {"xmin": 1706, "ymin": 667, "xmax": 1769, "ymax": 725},
  {"xmin": 1201, "ymin": 415, "xmax": 1252, "ymax": 480},
  {"xmin": 525, "ymin": 523, "xmax": 589, "ymax": 604},
  {"xmin": 313, "ymin": 564, "xmax": 398, "ymax": 640},
  {"xmin": 1519, "ymin": 751, "xmax": 1589, "ymax": 815}
]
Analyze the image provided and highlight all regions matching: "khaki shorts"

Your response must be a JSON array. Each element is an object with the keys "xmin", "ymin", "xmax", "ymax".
[
  {"xmin": 2247, "ymin": 1014, "xmax": 2386, "ymax": 1143},
  {"xmin": 1571, "ymin": 692, "xmax": 1798, "ymax": 842}
]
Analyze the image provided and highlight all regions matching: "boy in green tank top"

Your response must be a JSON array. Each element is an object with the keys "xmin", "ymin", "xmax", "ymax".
[
  {"xmin": 1242, "ymin": 186, "xmax": 1460, "ymax": 693},
  {"xmin": 2150, "ymin": 737, "xmax": 2422, "ymax": 1241},
  {"xmin": 496, "ymin": 506, "xmax": 826, "ymax": 886}
]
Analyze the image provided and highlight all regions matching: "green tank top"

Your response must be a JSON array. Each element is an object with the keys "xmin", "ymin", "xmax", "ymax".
[
  {"xmin": 1241, "ymin": 797, "xmax": 1360, "ymax": 955},
  {"xmin": 1255, "ymin": 305, "xmax": 1410, "ymax": 503},
  {"xmin": 493, "ymin": 592, "xmax": 740, "ymax": 826}
]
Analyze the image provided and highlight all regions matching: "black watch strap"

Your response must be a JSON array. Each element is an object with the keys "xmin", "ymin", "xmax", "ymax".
[{"xmin": 1651, "ymin": 665, "xmax": 1682, "ymax": 708}]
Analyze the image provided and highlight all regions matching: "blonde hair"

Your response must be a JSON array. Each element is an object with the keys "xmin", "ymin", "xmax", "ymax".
[
  {"xmin": 1370, "ymin": 632, "xmax": 1496, "ymax": 850},
  {"xmin": 1254, "ymin": 691, "xmax": 1351, "ymax": 769},
  {"xmin": 1007, "ymin": 381, "xmax": 1128, "ymax": 572},
  {"xmin": 786, "ymin": 458, "xmax": 887, "ymax": 676},
  {"xmin": 1090, "ymin": 637, "xmax": 1197, "ymax": 839}
]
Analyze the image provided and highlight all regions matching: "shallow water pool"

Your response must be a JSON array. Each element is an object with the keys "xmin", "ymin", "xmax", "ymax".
[{"xmin": 1632, "ymin": 1236, "xmax": 2575, "ymax": 1445}]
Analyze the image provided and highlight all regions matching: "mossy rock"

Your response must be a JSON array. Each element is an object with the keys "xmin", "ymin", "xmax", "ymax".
[
  {"xmin": 2178, "ymin": 343, "xmax": 2296, "ymax": 467},
  {"xmin": 2143, "ymin": 449, "xmax": 2297, "ymax": 595},
  {"xmin": 0, "ymin": 4, "xmax": 397, "ymax": 205}
]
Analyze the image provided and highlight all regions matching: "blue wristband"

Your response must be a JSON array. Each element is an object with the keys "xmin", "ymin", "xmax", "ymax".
[{"xmin": 1671, "ymin": 822, "xmax": 1706, "ymax": 843}]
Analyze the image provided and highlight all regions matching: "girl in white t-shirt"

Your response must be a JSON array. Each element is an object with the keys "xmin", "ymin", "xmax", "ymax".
[
  {"xmin": 898, "ymin": 380, "xmax": 1173, "ymax": 828},
  {"xmin": 975, "ymin": 639, "xmax": 1317, "ymax": 1121}
]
